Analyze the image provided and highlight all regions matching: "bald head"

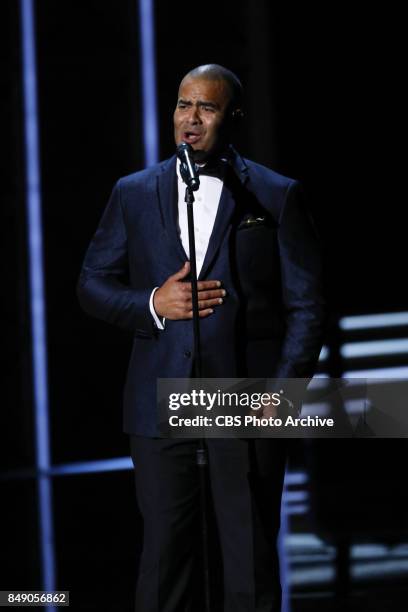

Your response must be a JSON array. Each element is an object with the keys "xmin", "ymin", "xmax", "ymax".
[{"xmin": 180, "ymin": 64, "xmax": 243, "ymax": 117}]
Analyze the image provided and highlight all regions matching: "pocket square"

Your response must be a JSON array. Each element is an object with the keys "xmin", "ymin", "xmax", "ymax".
[{"xmin": 238, "ymin": 215, "xmax": 267, "ymax": 230}]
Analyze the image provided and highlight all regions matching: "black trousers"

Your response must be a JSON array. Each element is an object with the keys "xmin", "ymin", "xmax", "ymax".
[{"xmin": 129, "ymin": 437, "xmax": 287, "ymax": 612}]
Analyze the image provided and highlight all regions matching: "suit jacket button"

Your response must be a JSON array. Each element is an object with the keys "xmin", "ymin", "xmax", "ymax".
[{"xmin": 184, "ymin": 350, "xmax": 191, "ymax": 358}]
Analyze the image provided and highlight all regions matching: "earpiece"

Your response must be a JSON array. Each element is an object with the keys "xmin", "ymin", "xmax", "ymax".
[{"xmin": 231, "ymin": 108, "xmax": 244, "ymax": 121}]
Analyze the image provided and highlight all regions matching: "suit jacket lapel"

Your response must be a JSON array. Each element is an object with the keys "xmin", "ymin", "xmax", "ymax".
[
  {"xmin": 198, "ymin": 183, "xmax": 235, "ymax": 280},
  {"xmin": 198, "ymin": 148, "xmax": 249, "ymax": 280},
  {"xmin": 156, "ymin": 155, "xmax": 188, "ymax": 266}
]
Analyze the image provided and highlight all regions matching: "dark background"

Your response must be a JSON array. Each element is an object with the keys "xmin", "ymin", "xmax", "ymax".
[{"xmin": 1, "ymin": 1, "xmax": 406, "ymax": 611}]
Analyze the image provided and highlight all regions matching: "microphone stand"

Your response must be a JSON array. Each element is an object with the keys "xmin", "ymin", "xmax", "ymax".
[{"xmin": 185, "ymin": 183, "xmax": 211, "ymax": 612}]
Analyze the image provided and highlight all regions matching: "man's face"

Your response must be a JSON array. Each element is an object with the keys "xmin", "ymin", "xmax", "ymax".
[{"xmin": 173, "ymin": 77, "xmax": 232, "ymax": 160}]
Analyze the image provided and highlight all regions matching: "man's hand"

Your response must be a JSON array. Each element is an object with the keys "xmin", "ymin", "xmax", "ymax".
[
  {"xmin": 248, "ymin": 395, "xmax": 279, "ymax": 421},
  {"xmin": 261, "ymin": 402, "xmax": 279, "ymax": 419},
  {"xmin": 153, "ymin": 261, "xmax": 226, "ymax": 320}
]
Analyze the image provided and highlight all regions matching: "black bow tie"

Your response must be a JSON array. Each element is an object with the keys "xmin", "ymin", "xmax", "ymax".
[{"xmin": 197, "ymin": 159, "xmax": 227, "ymax": 180}]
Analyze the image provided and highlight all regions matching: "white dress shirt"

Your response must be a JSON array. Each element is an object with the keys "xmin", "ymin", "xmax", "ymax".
[{"xmin": 149, "ymin": 160, "xmax": 224, "ymax": 330}]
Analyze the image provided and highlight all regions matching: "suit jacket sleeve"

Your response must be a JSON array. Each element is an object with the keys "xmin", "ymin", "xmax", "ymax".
[
  {"xmin": 76, "ymin": 179, "xmax": 154, "ymax": 334},
  {"xmin": 273, "ymin": 180, "xmax": 326, "ymax": 379}
]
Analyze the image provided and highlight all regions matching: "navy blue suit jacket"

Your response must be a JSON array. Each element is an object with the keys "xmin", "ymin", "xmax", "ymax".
[{"xmin": 77, "ymin": 149, "xmax": 326, "ymax": 435}]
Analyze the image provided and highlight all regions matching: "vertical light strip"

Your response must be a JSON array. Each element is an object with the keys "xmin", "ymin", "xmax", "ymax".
[
  {"xmin": 20, "ymin": 0, "xmax": 56, "ymax": 596},
  {"xmin": 138, "ymin": 0, "xmax": 159, "ymax": 166},
  {"xmin": 279, "ymin": 482, "xmax": 291, "ymax": 612}
]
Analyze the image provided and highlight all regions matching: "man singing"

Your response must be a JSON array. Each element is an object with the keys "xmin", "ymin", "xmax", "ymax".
[{"xmin": 77, "ymin": 64, "xmax": 326, "ymax": 612}]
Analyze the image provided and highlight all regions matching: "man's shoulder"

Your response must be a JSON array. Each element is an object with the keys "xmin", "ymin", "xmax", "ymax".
[
  {"xmin": 242, "ymin": 157, "xmax": 297, "ymax": 191},
  {"xmin": 235, "ymin": 155, "xmax": 300, "ymax": 219},
  {"xmin": 117, "ymin": 156, "xmax": 176, "ymax": 189}
]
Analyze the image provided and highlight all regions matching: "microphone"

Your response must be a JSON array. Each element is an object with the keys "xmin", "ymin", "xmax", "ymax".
[{"xmin": 177, "ymin": 142, "xmax": 200, "ymax": 191}]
